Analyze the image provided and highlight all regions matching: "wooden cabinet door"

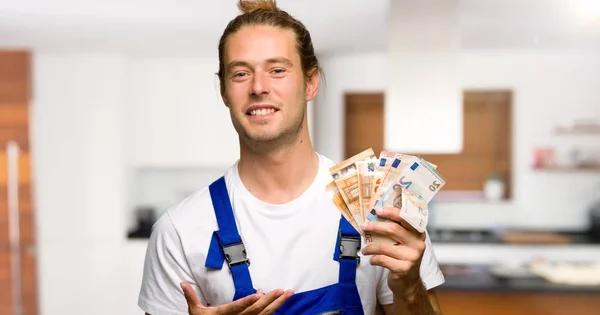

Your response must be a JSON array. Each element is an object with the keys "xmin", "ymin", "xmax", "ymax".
[
  {"xmin": 0, "ymin": 51, "xmax": 38, "ymax": 315},
  {"xmin": 344, "ymin": 93, "xmax": 384, "ymax": 159},
  {"xmin": 436, "ymin": 291, "xmax": 600, "ymax": 315}
]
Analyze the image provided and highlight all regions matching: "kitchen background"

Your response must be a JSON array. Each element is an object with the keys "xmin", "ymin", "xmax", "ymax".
[{"xmin": 1, "ymin": 0, "xmax": 600, "ymax": 315}]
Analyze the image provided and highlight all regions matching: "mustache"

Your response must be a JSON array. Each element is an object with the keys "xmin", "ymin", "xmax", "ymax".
[{"xmin": 248, "ymin": 95, "xmax": 273, "ymax": 103}]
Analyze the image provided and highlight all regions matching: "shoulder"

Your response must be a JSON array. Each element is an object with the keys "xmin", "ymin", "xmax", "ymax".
[
  {"xmin": 165, "ymin": 187, "xmax": 215, "ymax": 231},
  {"xmin": 144, "ymin": 187, "xmax": 216, "ymax": 255},
  {"xmin": 151, "ymin": 164, "xmax": 240, "ymax": 248},
  {"xmin": 164, "ymin": 163, "xmax": 241, "ymax": 232},
  {"xmin": 317, "ymin": 152, "xmax": 335, "ymax": 168},
  {"xmin": 314, "ymin": 153, "xmax": 336, "ymax": 183}
]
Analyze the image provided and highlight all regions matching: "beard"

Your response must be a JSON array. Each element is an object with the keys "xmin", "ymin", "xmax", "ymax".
[{"xmin": 231, "ymin": 103, "xmax": 306, "ymax": 153}]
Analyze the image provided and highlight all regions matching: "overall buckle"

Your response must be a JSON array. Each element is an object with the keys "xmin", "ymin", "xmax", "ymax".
[
  {"xmin": 222, "ymin": 242, "xmax": 250, "ymax": 268},
  {"xmin": 339, "ymin": 235, "xmax": 361, "ymax": 265}
]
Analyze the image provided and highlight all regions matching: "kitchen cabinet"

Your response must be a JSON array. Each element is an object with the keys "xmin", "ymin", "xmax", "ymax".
[
  {"xmin": 437, "ymin": 291, "xmax": 600, "ymax": 315},
  {"xmin": 437, "ymin": 264, "xmax": 600, "ymax": 315},
  {"xmin": 385, "ymin": 0, "xmax": 462, "ymax": 154}
]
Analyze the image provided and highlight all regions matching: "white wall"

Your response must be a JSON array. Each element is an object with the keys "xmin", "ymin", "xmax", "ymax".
[
  {"xmin": 315, "ymin": 51, "xmax": 600, "ymax": 231},
  {"xmin": 32, "ymin": 53, "xmax": 143, "ymax": 315}
]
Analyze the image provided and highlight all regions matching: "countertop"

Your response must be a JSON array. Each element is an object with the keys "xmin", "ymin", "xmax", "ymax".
[
  {"xmin": 428, "ymin": 229, "xmax": 600, "ymax": 245},
  {"xmin": 437, "ymin": 264, "xmax": 600, "ymax": 294}
]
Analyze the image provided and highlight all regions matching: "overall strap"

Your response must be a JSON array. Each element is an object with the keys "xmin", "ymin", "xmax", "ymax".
[
  {"xmin": 333, "ymin": 215, "xmax": 361, "ymax": 283},
  {"xmin": 204, "ymin": 176, "xmax": 255, "ymax": 297}
]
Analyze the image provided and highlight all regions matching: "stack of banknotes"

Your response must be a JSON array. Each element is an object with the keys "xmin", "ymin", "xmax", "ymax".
[{"xmin": 326, "ymin": 148, "xmax": 446, "ymax": 245}]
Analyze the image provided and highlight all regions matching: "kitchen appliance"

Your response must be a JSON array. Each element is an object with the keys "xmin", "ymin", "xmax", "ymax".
[
  {"xmin": 127, "ymin": 206, "xmax": 157, "ymax": 238},
  {"xmin": 588, "ymin": 182, "xmax": 600, "ymax": 241}
]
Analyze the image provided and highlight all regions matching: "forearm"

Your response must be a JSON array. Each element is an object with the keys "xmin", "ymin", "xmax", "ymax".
[{"xmin": 391, "ymin": 282, "xmax": 437, "ymax": 315}]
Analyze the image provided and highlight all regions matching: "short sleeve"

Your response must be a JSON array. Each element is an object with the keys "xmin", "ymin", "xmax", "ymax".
[
  {"xmin": 376, "ymin": 231, "xmax": 445, "ymax": 306},
  {"xmin": 138, "ymin": 210, "xmax": 206, "ymax": 315},
  {"xmin": 420, "ymin": 231, "xmax": 445, "ymax": 290},
  {"xmin": 376, "ymin": 265, "xmax": 394, "ymax": 305}
]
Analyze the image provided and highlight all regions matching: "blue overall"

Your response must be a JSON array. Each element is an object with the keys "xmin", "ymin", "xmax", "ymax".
[{"xmin": 204, "ymin": 176, "xmax": 365, "ymax": 314}]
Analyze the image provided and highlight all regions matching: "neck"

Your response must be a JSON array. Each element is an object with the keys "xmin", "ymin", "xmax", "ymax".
[{"xmin": 237, "ymin": 126, "xmax": 319, "ymax": 204}]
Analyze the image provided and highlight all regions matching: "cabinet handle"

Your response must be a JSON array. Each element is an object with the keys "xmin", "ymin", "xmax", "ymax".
[{"xmin": 7, "ymin": 141, "xmax": 23, "ymax": 315}]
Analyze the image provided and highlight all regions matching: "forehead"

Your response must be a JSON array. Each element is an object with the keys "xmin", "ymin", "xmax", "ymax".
[{"xmin": 224, "ymin": 25, "xmax": 299, "ymax": 66}]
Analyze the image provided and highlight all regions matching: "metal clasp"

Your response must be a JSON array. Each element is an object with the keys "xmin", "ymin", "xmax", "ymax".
[
  {"xmin": 222, "ymin": 242, "xmax": 250, "ymax": 268},
  {"xmin": 339, "ymin": 235, "xmax": 361, "ymax": 265}
]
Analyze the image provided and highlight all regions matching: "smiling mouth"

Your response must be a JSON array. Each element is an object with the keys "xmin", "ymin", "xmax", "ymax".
[{"xmin": 247, "ymin": 108, "xmax": 278, "ymax": 116}]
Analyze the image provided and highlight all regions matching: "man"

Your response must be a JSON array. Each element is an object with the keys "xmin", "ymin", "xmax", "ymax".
[{"xmin": 138, "ymin": 0, "xmax": 445, "ymax": 314}]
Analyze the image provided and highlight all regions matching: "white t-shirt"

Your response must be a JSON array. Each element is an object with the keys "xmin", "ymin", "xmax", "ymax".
[{"xmin": 138, "ymin": 153, "xmax": 445, "ymax": 315}]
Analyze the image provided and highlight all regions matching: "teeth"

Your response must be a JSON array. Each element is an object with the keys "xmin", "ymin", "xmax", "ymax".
[{"xmin": 250, "ymin": 108, "xmax": 276, "ymax": 116}]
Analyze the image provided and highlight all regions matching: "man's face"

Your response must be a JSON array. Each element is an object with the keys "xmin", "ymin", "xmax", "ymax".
[{"xmin": 221, "ymin": 25, "xmax": 318, "ymax": 146}]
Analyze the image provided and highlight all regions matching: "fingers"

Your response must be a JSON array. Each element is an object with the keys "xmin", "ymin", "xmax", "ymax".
[
  {"xmin": 258, "ymin": 290, "xmax": 294, "ymax": 315},
  {"xmin": 375, "ymin": 207, "xmax": 403, "ymax": 223},
  {"xmin": 239, "ymin": 289, "xmax": 292, "ymax": 315},
  {"xmin": 362, "ymin": 219, "xmax": 425, "ymax": 248},
  {"xmin": 368, "ymin": 254, "xmax": 416, "ymax": 279},
  {"xmin": 377, "ymin": 207, "xmax": 423, "ymax": 236},
  {"xmin": 181, "ymin": 282, "xmax": 205, "ymax": 311},
  {"xmin": 362, "ymin": 242, "xmax": 420, "ymax": 262},
  {"xmin": 217, "ymin": 291, "xmax": 262, "ymax": 314}
]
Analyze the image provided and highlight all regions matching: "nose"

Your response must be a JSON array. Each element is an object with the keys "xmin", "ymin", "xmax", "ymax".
[{"xmin": 250, "ymin": 72, "xmax": 270, "ymax": 96}]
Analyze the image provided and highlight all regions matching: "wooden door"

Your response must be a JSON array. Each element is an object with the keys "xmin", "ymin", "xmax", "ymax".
[
  {"xmin": 0, "ymin": 51, "xmax": 38, "ymax": 315},
  {"xmin": 344, "ymin": 93, "xmax": 384, "ymax": 159}
]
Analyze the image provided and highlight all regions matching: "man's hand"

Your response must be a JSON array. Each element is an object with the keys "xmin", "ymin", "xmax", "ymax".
[
  {"xmin": 361, "ymin": 208, "xmax": 440, "ymax": 314},
  {"xmin": 181, "ymin": 282, "xmax": 294, "ymax": 315},
  {"xmin": 360, "ymin": 207, "xmax": 426, "ymax": 293}
]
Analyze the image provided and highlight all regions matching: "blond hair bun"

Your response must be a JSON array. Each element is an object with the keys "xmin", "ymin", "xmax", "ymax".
[{"xmin": 238, "ymin": 0, "xmax": 278, "ymax": 14}]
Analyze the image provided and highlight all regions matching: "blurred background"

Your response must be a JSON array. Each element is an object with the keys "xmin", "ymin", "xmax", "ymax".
[{"xmin": 1, "ymin": 0, "xmax": 600, "ymax": 314}]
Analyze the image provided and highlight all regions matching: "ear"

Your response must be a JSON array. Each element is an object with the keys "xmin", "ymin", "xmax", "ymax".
[
  {"xmin": 305, "ymin": 68, "xmax": 320, "ymax": 102},
  {"xmin": 220, "ymin": 86, "xmax": 229, "ymax": 107}
]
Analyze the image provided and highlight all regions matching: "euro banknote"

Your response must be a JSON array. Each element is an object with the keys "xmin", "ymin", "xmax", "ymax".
[
  {"xmin": 327, "ymin": 148, "xmax": 446, "ymax": 244},
  {"xmin": 329, "ymin": 148, "xmax": 377, "ymax": 228},
  {"xmin": 326, "ymin": 180, "xmax": 361, "ymax": 235},
  {"xmin": 368, "ymin": 155, "xmax": 444, "ymax": 232}
]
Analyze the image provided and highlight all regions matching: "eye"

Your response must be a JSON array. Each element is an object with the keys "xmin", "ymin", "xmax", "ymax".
[
  {"xmin": 231, "ymin": 72, "xmax": 250, "ymax": 81},
  {"xmin": 271, "ymin": 68, "xmax": 286, "ymax": 75}
]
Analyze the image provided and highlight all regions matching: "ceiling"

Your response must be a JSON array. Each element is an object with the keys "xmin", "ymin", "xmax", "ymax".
[{"xmin": 0, "ymin": 0, "xmax": 599, "ymax": 56}]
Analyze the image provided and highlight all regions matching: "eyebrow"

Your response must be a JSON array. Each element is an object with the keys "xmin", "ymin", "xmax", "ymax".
[{"xmin": 227, "ymin": 57, "xmax": 294, "ymax": 71}]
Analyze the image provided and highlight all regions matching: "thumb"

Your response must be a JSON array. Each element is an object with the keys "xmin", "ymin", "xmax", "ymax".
[{"xmin": 181, "ymin": 282, "xmax": 206, "ymax": 311}]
